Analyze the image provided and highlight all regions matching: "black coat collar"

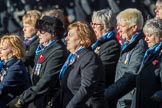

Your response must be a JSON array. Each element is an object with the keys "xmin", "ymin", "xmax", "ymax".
[{"xmin": 4, "ymin": 56, "xmax": 18, "ymax": 68}]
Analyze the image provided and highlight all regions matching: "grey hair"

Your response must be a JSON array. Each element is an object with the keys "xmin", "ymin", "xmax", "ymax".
[
  {"xmin": 143, "ymin": 18, "xmax": 162, "ymax": 36},
  {"xmin": 92, "ymin": 8, "xmax": 116, "ymax": 31},
  {"xmin": 116, "ymin": 8, "xmax": 144, "ymax": 29},
  {"xmin": 157, "ymin": 0, "xmax": 162, "ymax": 3}
]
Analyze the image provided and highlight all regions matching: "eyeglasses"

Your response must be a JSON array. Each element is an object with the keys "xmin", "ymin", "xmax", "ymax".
[
  {"xmin": 90, "ymin": 22, "xmax": 103, "ymax": 27},
  {"xmin": 37, "ymin": 30, "xmax": 46, "ymax": 34}
]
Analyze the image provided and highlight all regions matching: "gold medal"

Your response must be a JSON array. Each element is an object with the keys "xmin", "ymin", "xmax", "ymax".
[
  {"xmin": 124, "ymin": 59, "xmax": 128, "ymax": 64},
  {"xmin": 94, "ymin": 47, "xmax": 100, "ymax": 55},
  {"xmin": 124, "ymin": 54, "xmax": 129, "ymax": 64}
]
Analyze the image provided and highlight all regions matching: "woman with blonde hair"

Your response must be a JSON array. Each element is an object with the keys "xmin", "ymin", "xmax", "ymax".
[
  {"xmin": 21, "ymin": 9, "xmax": 41, "ymax": 74},
  {"xmin": 104, "ymin": 8, "xmax": 148, "ymax": 108},
  {"xmin": 0, "ymin": 34, "xmax": 30, "ymax": 108}
]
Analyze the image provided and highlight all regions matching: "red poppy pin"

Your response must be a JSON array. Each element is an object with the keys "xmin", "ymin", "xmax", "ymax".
[
  {"xmin": 152, "ymin": 59, "xmax": 159, "ymax": 65},
  {"xmin": 39, "ymin": 55, "xmax": 45, "ymax": 63}
]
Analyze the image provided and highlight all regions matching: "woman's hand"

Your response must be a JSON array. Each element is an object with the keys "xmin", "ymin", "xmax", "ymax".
[{"xmin": 7, "ymin": 96, "xmax": 24, "ymax": 108}]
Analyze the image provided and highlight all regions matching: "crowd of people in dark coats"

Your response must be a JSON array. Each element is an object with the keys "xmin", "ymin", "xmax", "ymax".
[
  {"xmin": 0, "ymin": 0, "xmax": 162, "ymax": 108},
  {"xmin": 0, "ymin": 0, "xmax": 157, "ymax": 37}
]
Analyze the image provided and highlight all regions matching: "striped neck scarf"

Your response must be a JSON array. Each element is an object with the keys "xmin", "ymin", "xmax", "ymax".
[
  {"xmin": 35, "ymin": 40, "xmax": 56, "ymax": 55},
  {"xmin": 24, "ymin": 35, "xmax": 37, "ymax": 46},
  {"xmin": 91, "ymin": 31, "xmax": 115, "ymax": 50},
  {"xmin": 0, "ymin": 60, "xmax": 4, "ymax": 73},
  {"xmin": 59, "ymin": 47, "xmax": 85, "ymax": 80},
  {"xmin": 121, "ymin": 30, "xmax": 141, "ymax": 51},
  {"xmin": 142, "ymin": 42, "xmax": 162, "ymax": 64}
]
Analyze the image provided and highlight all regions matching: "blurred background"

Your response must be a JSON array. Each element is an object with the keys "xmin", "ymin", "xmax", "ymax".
[{"xmin": 0, "ymin": 0, "xmax": 156, "ymax": 36}]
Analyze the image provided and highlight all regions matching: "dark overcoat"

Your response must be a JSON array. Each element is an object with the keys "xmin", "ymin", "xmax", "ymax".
[
  {"xmin": 114, "ymin": 32, "xmax": 148, "ymax": 108},
  {"xmin": 22, "ymin": 36, "xmax": 39, "ymax": 67},
  {"xmin": 94, "ymin": 37, "xmax": 120, "ymax": 88},
  {"xmin": 61, "ymin": 48, "xmax": 105, "ymax": 108},
  {"xmin": 18, "ymin": 40, "xmax": 68, "ymax": 108},
  {"xmin": 132, "ymin": 46, "xmax": 162, "ymax": 108},
  {"xmin": 22, "ymin": 36, "xmax": 39, "ymax": 74},
  {"xmin": 0, "ymin": 57, "xmax": 30, "ymax": 108}
]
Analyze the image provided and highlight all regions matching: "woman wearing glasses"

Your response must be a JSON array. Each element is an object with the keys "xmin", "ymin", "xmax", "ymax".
[
  {"xmin": 91, "ymin": 8, "xmax": 120, "ymax": 87},
  {"xmin": 7, "ymin": 16, "xmax": 68, "ymax": 108},
  {"xmin": 91, "ymin": 8, "xmax": 120, "ymax": 108}
]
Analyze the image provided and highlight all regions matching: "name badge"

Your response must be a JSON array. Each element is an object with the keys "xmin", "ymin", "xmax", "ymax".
[{"xmin": 34, "ymin": 63, "xmax": 42, "ymax": 76}]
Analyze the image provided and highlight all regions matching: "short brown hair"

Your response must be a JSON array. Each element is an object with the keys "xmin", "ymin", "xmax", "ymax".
[{"xmin": 68, "ymin": 21, "xmax": 96, "ymax": 48}]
